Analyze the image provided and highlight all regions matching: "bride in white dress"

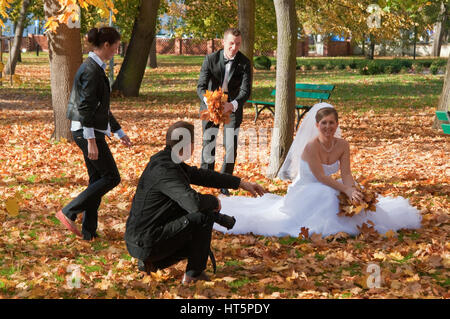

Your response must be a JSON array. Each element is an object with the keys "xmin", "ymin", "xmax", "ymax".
[{"xmin": 214, "ymin": 103, "xmax": 422, "ymax": 237}]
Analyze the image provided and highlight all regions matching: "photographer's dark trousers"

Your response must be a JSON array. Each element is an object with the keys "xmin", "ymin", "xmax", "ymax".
[
  {"xmin": 143, "ymin": 212, "xmax": 215, "ymax": 276},
  {"xmin": 201, "ymin": 114, "xmax": 239, "ymax": 176},
  {"xmin": 62, "ymin": 129, "xmax": 121, "ymax": 240}
]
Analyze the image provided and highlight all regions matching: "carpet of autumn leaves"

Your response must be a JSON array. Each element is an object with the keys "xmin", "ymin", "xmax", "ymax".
[{"xmin": 0, "ymin": 53, "xmax": 448, "ymax": 299}]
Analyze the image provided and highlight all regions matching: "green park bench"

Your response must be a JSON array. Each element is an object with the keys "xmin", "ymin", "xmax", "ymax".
[
  {"xmin": 248, "ymin": 83, "xmax": 335, "ymax": 130},
  {"xmin": 435, "ymin": 110, "xmax": 450, "ymax": 135}
]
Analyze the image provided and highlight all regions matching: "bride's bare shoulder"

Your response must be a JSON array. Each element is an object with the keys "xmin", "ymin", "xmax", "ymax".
[
  {"xmin": 335, "ymin": 137, "xmax": 349, "ymax": 148},
  {"xmin": 304, "ymin": 139, "xmax": 319, "ymax": 151},
  {"xmin": 302, "ymin": 139, "xmax": 319, "ymax": 159}
]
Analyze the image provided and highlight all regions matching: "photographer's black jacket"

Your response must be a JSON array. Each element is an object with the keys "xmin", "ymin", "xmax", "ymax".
[{"xmin": 125, "ymin": 146, "xmax": 241, "ymax": 260}]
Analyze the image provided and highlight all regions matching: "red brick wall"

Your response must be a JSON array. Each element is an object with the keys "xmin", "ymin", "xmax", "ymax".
[
  {"xmin": 297, "ymin": 39, "xmax": 309, "ymax": 57},
  {"xmin": 156, "ymin": 38, "xmax": 176, "ymax": 54},
  {"xmin": 323, "ymin": 40, "xmax": 352, "ymax": 56},
  {"xmin": 2, "ymin": 36, "xmax": 313, "ymax": 58}
]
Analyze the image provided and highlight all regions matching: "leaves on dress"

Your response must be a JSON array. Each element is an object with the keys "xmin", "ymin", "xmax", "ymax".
[{"xmin": 338, "ymin": 182, "xmax": 378, "ymax": 217}]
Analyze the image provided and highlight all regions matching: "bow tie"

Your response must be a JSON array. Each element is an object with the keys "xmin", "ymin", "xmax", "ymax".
[{"xmin": 224, "ymin": 58, "xmax": 234, "ymax": 65}]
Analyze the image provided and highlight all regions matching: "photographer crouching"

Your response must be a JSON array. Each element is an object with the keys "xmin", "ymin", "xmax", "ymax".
[{"xmin": 125, "ymin": 121, "xmax": 266, "ymax": 284}]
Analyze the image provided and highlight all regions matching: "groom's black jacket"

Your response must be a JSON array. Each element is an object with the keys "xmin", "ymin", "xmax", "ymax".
[
  {"xmin": 125, "ymin": 146, "xmax": 241, "ymax": 260},
  {"xmin": 197, "ymin": 49, "xmax": 252, "ymax": 126}
]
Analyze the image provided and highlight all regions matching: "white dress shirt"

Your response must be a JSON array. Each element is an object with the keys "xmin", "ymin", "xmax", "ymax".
[
  {"xmin": 71, "ymin": 51, "xmax": 125, "ymax": 140},
  {"xmin": 203, "ymin": 52, "xmax": 239, "ymax": 113}
]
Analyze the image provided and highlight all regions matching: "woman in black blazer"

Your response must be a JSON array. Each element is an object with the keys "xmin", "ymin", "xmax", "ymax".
[{"xmin": 56, "ymin": 27, "xmax": 131, "ymax": 241}]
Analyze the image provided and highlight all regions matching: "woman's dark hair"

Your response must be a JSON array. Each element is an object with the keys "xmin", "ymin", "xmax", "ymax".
[
  {"xmin": 166, "ymin": 121, "xmax": 195, "ymax": 147},
  {"xmin": 87, "ymin": 27, "xmax": 121, "ymax": 48},
  {"xmin": 316, "ymin": 107, "xmax": 338, "ymax": 123}
]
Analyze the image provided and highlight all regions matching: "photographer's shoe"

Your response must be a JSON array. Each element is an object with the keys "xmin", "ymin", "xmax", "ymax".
[
  {"xmin": 182, "ymin": 271, "xmax": 210, "ymax": 284},
  {"xmin": 220, "ymin": 188, "xmax": 230, "ymax": 196}
]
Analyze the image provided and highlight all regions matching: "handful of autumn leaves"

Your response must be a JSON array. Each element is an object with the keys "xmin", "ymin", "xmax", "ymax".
[
  {"xmin": 200, "ymin": 88, "xmax": 231, "ymax": 125},
  {"xmin": 338, "ymin": 183, "xmax": 378, "ymax": 217}
]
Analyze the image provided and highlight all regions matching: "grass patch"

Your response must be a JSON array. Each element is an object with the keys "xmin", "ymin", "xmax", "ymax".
[
  {"xmin": 265, "ymin": 284, "xmax": 285, "ymax": 294},
  {"xmin": 279, "ymin": 236, "xmax": 298, "ymax": 245},
  {"xmin": 47, "ymin": 215, "xmax": 60, "ymax": 225},
  {"xmin": 84, "ymin": 265, "xmax": 102, "ymax": 273},
  {"xmin": 228, "ymin": 277, "xmax": 255, "ymax": 293},
  {"xmin": 91, "ymin": 241, "xmax": 109, "ymax": 252},
  {"xmin": 314, "ymin": 253, "xmax": 326, "ymax": 261},
  {"xmin": 0, "ymin": 266, "xmax": 19, "ymax": 279},
  {"xmin": 394, "ymin": 252, "xmax": 415, "ymax": 264},
  {"xmin": 121, "ymin": 253, "xmax": 132, "ymax": 261},
  {"xmin": 224, "ymin": 260, "xmax": 245, "ymax": 268}
]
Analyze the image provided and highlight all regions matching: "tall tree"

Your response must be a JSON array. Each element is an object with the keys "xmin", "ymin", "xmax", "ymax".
[
  {"xmin": 238, "ymin": 0, "xmax": 255, "ymax": 66},
  {"xmin": 267, "ymin": 0, "xmax": 297, "ymax": 178},
  {"xmin": 171, "ymin": 0, "xmax": 278, "ymax": 54},
  {"xmin": 433, "ymin": 57, "xmax": 450, "ymax": 129},
  {"xmin": 238, "ymin": 0, "xmax": 255, "ymax": 98},
  {"xmin": 178, "ymin": 0, "xmax": 236, "ymax": 39},
  {"xmin": 146, "ymin": 2, "xmax": 169, "ymax": 69},
  {"xmin": 298, "ymin": 0, "xmax": 414, "ymax": 59},
  {"xmin": 432, "ymin": 2, "xmax": 448, "ymax": 57},
  {"xmin": 44, "ymin": 0, "xmax": 82, "ymax": 140},
  {"xmin": 112, "ymin": 0, "xmax": 160, "ymax": 97},
  {"xmin": 4, "ymin": 0, "xmax": 32, "ymax": 75},
  {"xmin": 147, "ymin": 37, "xmax": 157, "ymax": 68}
]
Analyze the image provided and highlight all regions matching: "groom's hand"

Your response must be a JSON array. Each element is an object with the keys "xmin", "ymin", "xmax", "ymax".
[
  {"xmin": 223, "ymin": 102, "xmax": 234, "ymax": 114},
  {"xmin": 239, "ymin": 181, "xmax": 267, "ymax": 197}
]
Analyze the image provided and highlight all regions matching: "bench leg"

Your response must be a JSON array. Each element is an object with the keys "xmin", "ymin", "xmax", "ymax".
[
  {"xmin": 254, "ymin": 104, "xmax": 262, "ymax": 123},
  {"xmin": 295, "ymin": 108, "xmax": 311, "ymax": 130},
  {"xmin": 295, "ymin": 109, "xmax": 301, "ymax": 131},
  {"xmin": 254, "ymin": 104, "xmax": 275, "ymax": 123}
]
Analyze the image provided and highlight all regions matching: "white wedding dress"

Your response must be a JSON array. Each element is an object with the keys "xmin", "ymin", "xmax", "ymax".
[{"xmin": 214, "ymin": 159, "xmax": 422, "ymax": 237}]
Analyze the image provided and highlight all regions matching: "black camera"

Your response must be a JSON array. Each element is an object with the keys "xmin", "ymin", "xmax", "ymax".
[{"xmin": 214, "ymin": 212, "xmax": 236, "ymax": 230}]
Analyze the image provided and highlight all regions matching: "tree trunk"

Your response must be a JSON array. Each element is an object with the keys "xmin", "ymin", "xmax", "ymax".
[
  {"xmin": 267, "ymin": 0, "xmax": 297, "ymax": 178},
  {"xmin": 112, "ymin": 0, "xmax": 160, "ymax": 96},
  {"xmin": 361, "ymin": 34, "xmax": 365, "ymax": 56},
  {"xmin": 413, "ymin": 26, "xmax": 417, "ymax": 60},
  {"xmin": 432, "ymin": 2, "xmax": 447, "ymax": 57},
  {"xmin": 238, "ymin": 0, "xmax": 255, "ymax": 103},
  {"xmin": 44, "ymin": 0, "xmax": 83, "ymax": 141},
  {"xmin": 147, "ymin": 37, "xmax": 157, "ymax": 68},
  {"xmin": 238, "ymin": 0, "xmax": 255, "ymax": 70},
  {"xmin": 368, "ymin": 34, "xmax": 375, "ymax": 60},
  {"xmin": 4, "ymin": 0, "xmax": 31, "ymax": 75},
  {"xmin": 433, "ymin": 57, "xmax": 450, "ymax": 129},
  {"xmin": 12, "ymin": 22, "xmax": 22, "ymax": 63}
]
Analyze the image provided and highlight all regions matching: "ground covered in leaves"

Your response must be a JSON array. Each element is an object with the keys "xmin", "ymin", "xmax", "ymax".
[{"xmin": 0, "ymin": 53, "xmax": 448, "ymax": 299}]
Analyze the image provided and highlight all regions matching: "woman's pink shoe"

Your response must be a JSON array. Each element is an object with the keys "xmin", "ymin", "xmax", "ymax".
[{"xmin": 56, "ymin": 210, "xmax": 82, "ymax": 237}]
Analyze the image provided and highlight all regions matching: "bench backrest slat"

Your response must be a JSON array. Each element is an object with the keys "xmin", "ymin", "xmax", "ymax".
[
  {"xmin": 295, "ymin": 83, "xmax": 334, "ymax": 91},
  {"xmin": 270, "ymin": 89, "xmax": 330, "ymax": 100},
  {"xmin": 442, "ymin": 123, "xmax": 450, "ymax": 134},
  {"xmin": 435, "ymin": 110, "xmax": 450, "ymax": 122},
  {"xmin": 295, "ymin": 91, "xmax": 330, "ymax": 100}
]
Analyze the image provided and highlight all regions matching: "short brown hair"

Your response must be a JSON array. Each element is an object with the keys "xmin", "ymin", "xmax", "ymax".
[
  {"xmin": 166, "ymin": 121, "xmax": 194, "ymax": 147},
  {"xmin": 316, "ymin": 107, "xmax": 338, "ymax": 123},
  {"xmin": 224, "ymin": 28, "xmax": 241, "ymax": 38}
]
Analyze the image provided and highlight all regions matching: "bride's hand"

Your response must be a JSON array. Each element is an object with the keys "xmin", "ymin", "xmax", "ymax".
[
  {"xmin": 239, "ymin": 181, "xmax": 267, "ymax": 197},
  {"xmin": 345, "ymin": 187, "xmax": 364, "ymax": 204}
]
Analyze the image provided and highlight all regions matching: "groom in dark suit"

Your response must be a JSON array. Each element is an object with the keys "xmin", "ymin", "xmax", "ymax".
[
  {"xmin": 197, "ymin": 28, "xmax": 252, "ymax": 196},
  {"xmin": 125, "ymin": 121, "xmax": 265, "ymax": 284}
]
